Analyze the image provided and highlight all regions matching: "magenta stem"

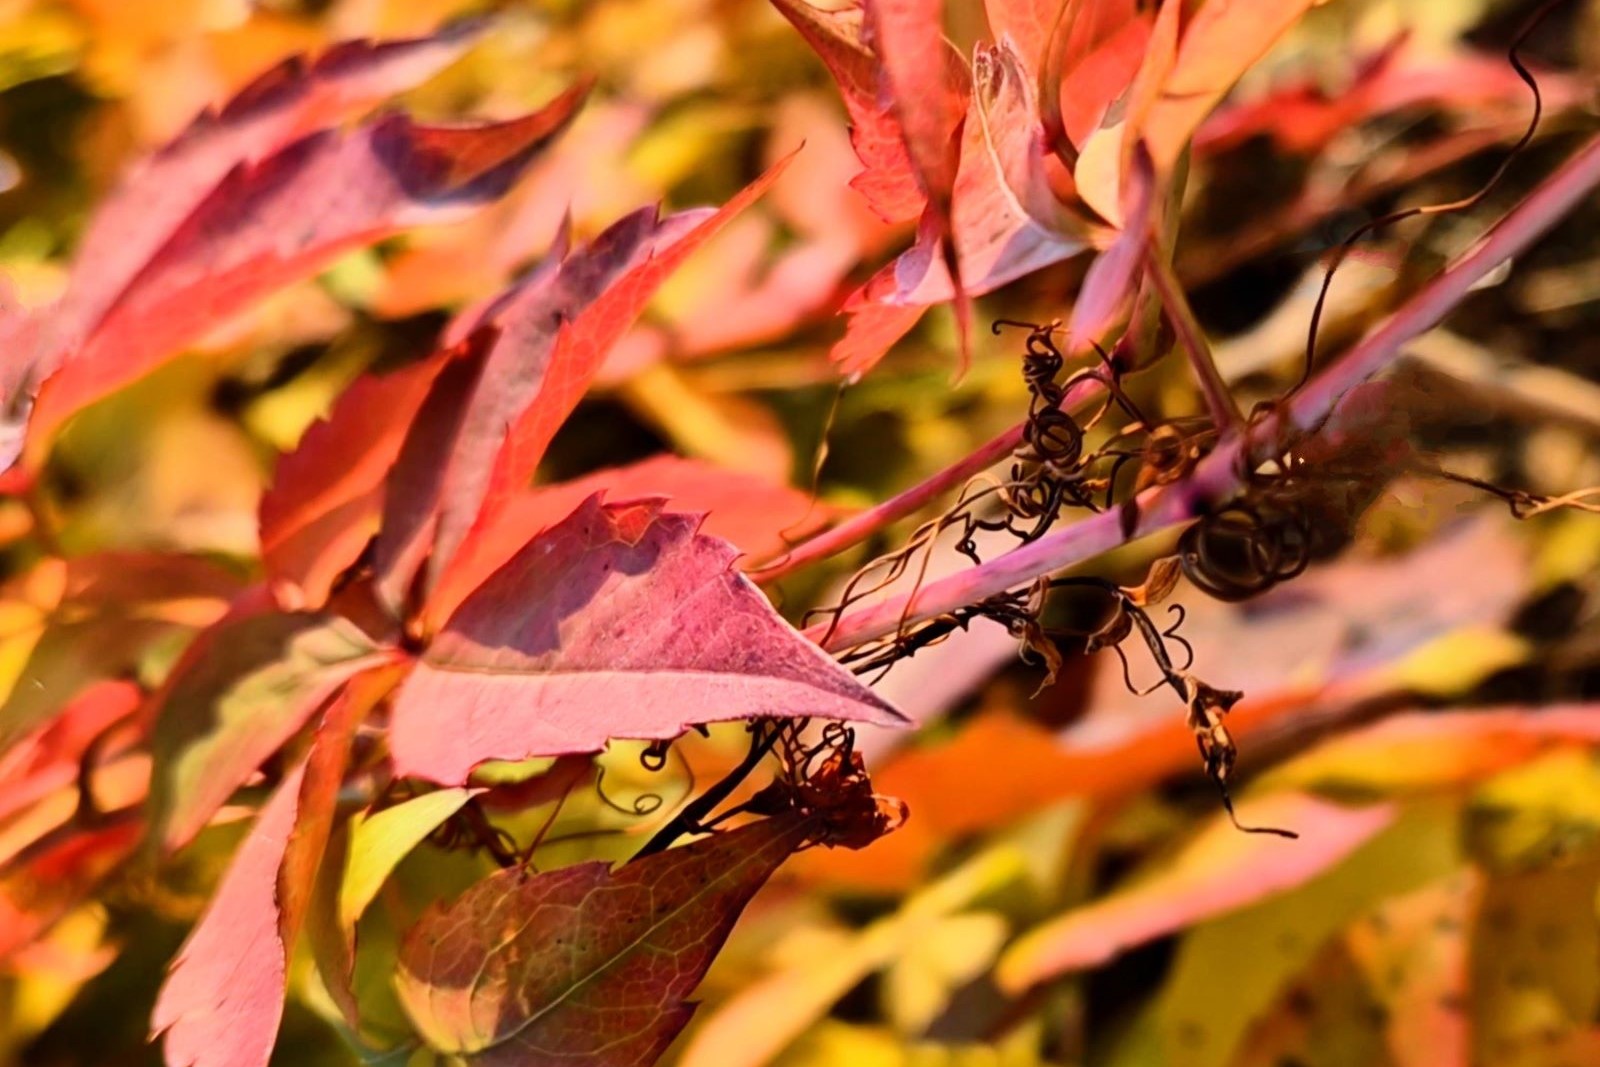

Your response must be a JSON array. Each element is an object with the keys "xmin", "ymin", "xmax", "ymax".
[{"xmin": 753, "ymin": 375, "xmax": 1107, "ymax": 581}]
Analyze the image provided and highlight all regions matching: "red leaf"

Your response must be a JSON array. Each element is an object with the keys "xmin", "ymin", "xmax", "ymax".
[
  {"xmin": 259, "ymin": 353, "xmax": 451, "ymax": 611},
  {"xmin": 427, "ymin": 454, "xmax": 841, "ymax": 626},
  {"xmin": 768, "ymin": 0, "xmax": 925, "ymax": 222},
  {"xmin": 830, "ymin": 41, "xmax": 1088, "ymax": 376},
  {"xmin": 0, "ymin": 818, "xmax": 142, "ymax": 962},
  {"xmin": 21, "ymin": 85, "xmax": 586, "ymax": 468},
  {"xmin": 147, "ymin": 604, "xmax": 396, "ymax": 853},
  {"xmin": 863, "ymin": 0, "xmax": 966, "ymax": 214},
  {"xmin": 1196, "ymin": 41, "xmax": 1579, "ymax": 157},
  {"xmin": 0, "ymin": 23, "xmax": 482, "ymax": 417},
  {"xmin": 151, "ymin": 763, "xmax": 306, "ymax": 1067},
  {"xmin": 862, "ymin": 0, "xmax": 975, "ymax": 363},
  {"xmin": 370, "ymin": 210, "xmax": 698, "ymax": 616},
  {"xmin": 278, "ymin": 664, "xmax": 407, "ymax": 951},
  {"xmin": 395, "ymin": 814, "xmax": 808, "ymax": 1065},
  {"xmin": 1046, "ymin": 0, "xmax": 1151, "ymax": 150},
  {"xmin": 390, "ymin": 497, "xmax": 902, "ymax": 785},
  {"xmin": 0, "ymin": 679, "xmax": 141, "ymax": 824},
  {"xmin": 374, "ymin": 155, "xmax": 794, "ymax": 616}
]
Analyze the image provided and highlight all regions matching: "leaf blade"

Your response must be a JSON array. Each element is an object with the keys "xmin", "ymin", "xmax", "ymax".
[{"xmin": 395, "ymin": 815, "xmax": 808, "ymax": 1064}]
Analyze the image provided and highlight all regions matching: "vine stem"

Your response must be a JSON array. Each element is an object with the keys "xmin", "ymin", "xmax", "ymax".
[
  {"xmin": 750, "ymin": 374, "xmax": 1108, "ymax": 582},
  {"xmin": 807, "ymin": 131, "xmax": 1600, "ymax": 653},
  {"xmin": 1144, "ymin": 246, "xmax": 1243, "ymax": 431}
]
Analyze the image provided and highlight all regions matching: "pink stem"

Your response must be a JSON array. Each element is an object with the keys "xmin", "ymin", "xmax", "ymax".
[
  {"xmin": 753, "ymin": 375, "xmax": 1107, "ymax": 581},
  {"xmin": 810, "ymin": 131, "xmax": 1600, "ymax": 652}
]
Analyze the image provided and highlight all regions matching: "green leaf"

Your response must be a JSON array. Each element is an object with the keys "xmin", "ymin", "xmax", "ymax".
[{"xmin": 341, "ymin": 789, "xmax": 479, "ymax": 932}]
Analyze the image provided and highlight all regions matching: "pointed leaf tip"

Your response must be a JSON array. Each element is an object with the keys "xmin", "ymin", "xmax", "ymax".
[{"xmin": 391, "ymin": 495, "xmax": 902, "ymax": 785}]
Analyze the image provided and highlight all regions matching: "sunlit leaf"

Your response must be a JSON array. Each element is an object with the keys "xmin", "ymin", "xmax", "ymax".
[{"xmin": 390, "ymin": 497, "xmax": 901, "ymax": 784}]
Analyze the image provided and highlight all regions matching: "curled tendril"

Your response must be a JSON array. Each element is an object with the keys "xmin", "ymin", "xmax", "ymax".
[
  {"xmin": 594, "ymin": 739, "xmax": 690, "ymax": 818},
  {"xmin": 429, "ymin": 800, "xmax": 523, "ymax": 867},
  {"xmin": 1178, "ymin": 502, "xmax": 1315, "ymax": 602},
  {"xmin": 1296, "ymin": 0, "xmax": 1554, "ymax": 395},
  {"xmin": 640, "ymin": 739, "xmax": 671, "ymax": 772}
]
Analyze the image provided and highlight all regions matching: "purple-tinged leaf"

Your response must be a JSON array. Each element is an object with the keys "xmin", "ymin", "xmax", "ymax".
[
  {"xmin": 390, "ymin": 496, "xmax": 902, "ymax": 785},
  {"xmin": 395, "ymin": 814, "xmax": 808, "ymax": 1065},
  {"xmin": 372, "ymin": 156, "xmax": 794, "ymax": 622}
]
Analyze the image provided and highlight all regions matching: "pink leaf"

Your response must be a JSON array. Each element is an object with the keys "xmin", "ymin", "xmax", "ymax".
[
  {"xmin": 982, "ymin": 0, "xmax": 1067, "ymax": 81},
  {"xmin": 259, "ymin": 353, "xmax": 451, "ymax": 611},
  {"xmin": 1065, "ymin": 140, "xmax": 1153, "ymax": 343},
  {"xmin": 830, "ymin": 302, "xmax": 928, "ymax": 379},
  {"xmin": 874, "ymin": 40, "xmax": 1087, "ymax": 309},
  {"xmin": 427, "ymin": 454, "xmax": 841, "ymax": 625},
  {"xmin": 73, "ymin": 26, "xmax": 483, "ymax": 340},
  {"xmin": 147, "ymin": 604, "xmax": 396, "ymax": 853},
  {"xmin": 395, "ymin": 814, "xmax": 808, "ymax": 1065},
  {"xmin": 997, "ymin": 795, "xmax": 1396, "ymax": 989},
  {"xmin": 151, "ymin": 763, "xmax": 306, "ymax": 1067},
  {"xmin": 768, "ymin": 0, "xmax": 925, "ymax": 222},
  {"xmin": 390, "ymin": 496, "xmax": 902, "ymax": 785},
  {"xmin": 0, "ymin": 818, "xmax": 142, "ymax": 962},
  {"xmin": 20, "ymin": 85, "xmax": 587, "ymax": 468}
]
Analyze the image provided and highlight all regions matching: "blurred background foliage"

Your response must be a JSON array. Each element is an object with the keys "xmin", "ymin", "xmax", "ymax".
[{"xmin": 1, "ymin": 0, "xmax": 1600, "ymax": 1065}]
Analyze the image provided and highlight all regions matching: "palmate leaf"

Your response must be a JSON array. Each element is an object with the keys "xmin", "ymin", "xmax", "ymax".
[
  {"xmin": 427, "ymin": 453, "xmax": 843, "ymax": 627},
  {"xmin": 391, "ymin": 496, "xmax": 902, "ymax": 785},
  {"xmin": 152, "ymin": 666, "xmax": 401, "ymax": 1067},
  {"xmin": 258, "ymin": 353, "xmax": 452, "ymax": 611},
  {"xmin": 395, "ymin": 814, "xmax": 810, "ymax": 1066}
]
